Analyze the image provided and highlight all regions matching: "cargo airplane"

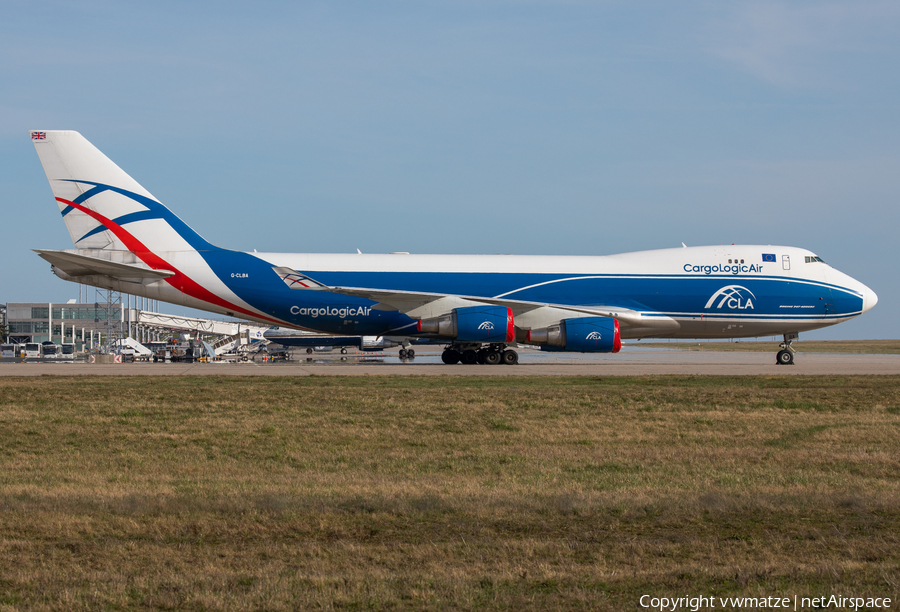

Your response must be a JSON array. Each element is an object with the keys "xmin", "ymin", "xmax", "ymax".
[
  {"xmin": 30, "ymin": 131, "xmax": 877, "ymax": 365},
  {"xmin": 262, "ymin": 327, "xmax": 408, "ymax": 356}
]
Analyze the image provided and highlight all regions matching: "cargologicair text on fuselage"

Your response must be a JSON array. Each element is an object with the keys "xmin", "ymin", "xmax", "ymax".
[
  {"xmin": 289, "ymin": 306, "xmax": 373, "ymax": 318},
  {"xmin": 684, "ymin": 263, "xmax": 765, "ymax": 275}
]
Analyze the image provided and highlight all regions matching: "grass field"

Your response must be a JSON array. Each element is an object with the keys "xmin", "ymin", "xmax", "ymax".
[
  {"xmin": 0, "ymin": 375, "xmax": 898, "ymax": 610},
  {"xmin": 631, "ymin": 339, "xmax": 900, "ymax": 354}
]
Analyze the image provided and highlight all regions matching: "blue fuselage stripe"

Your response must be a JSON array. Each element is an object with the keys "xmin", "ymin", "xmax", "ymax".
[{"xmin": 200, "ymin": 250, "xmax": 864, "ymax": 336}]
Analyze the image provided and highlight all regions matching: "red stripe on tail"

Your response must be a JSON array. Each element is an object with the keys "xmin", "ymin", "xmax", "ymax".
[{"xmin": 55, "ymin": 197, "xmax": 282, "ymax": 325}]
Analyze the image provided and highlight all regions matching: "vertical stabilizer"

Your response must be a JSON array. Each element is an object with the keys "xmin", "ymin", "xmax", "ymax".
[{"xmin": 30, "ymin": 130, "xmax": 210, "ymax": 253}]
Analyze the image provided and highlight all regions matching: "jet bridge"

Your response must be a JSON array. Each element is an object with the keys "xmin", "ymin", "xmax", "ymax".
[{"xmin": 137, "ymin": 311, "xmax": 269, "ymax": 340}]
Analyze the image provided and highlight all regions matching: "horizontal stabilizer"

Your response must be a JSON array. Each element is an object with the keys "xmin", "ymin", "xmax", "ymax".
[{"xmin": 34, "ymin": 249, "xmax": 175, "ymax": 280}]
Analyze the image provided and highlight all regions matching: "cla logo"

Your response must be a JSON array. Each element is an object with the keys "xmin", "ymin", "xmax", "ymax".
[
  {"xmin": 477, "ymin": 321, "xmax": 495, "ymax": 330},
  {"xmin": 585, "ymin": 331, "xmax": 603, "ymax": 340},
  {"xmin": 705, "ymin": 285, "xmax": 756, "ymax": 310}
]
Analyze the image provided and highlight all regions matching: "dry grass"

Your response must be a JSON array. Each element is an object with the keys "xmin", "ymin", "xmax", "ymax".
[
  {"xmin": 632, "ymin": 339, "xmax": 900, "ymax": 354},
  {"xmin": 0, "ymin": 375, "xmax": 898, "ymax": 610}
]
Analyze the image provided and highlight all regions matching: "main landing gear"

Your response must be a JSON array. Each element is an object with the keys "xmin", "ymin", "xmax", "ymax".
[
  {"xmin": 776, "ymin": 333, "xmax": 798, "ymax": 365},
  {"xmin": 441, "ymin": 343, "xmax": 519, "ymax": 365},
  {"xmin": 398, "ymin": 340, "xmax": 416, "ymax": 360}
]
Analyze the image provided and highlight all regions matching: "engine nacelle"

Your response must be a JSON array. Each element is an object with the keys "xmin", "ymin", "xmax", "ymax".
[
  {"xmin": 418, "ymin": 305, "xmax": 514, "ymax": 343},
  {"xmin": 529, "ymin": 316, "xmax": 621, "ymax": 353},
  {"xmin": 361, "ymin": 336, "xmax": 401, "ymax": 350}
]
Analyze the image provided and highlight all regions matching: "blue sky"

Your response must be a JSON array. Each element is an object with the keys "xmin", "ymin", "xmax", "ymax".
[{"xmin": 2, "ymin": 1, "xmax": 897, "ymax": 339}]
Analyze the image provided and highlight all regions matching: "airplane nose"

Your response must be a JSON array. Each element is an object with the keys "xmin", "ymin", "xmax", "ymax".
[{"xmin": 862, "ymin": 285, "xmax": 878, "ymax": 313}]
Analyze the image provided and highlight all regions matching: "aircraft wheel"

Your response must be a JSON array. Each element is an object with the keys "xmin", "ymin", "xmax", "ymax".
[
  {"xmin": 399, "ymin": 349, "xmax": 408, "ymax": 358},
  {"xmin": 340, "ymin": 348, "xmax": 347, "ymax": 354},
  {"xmin": 442, "ymin": 349, "xmax": 460, "ymax": 364},
  {"xmin": 306, "ymin": 348, "xmax": 313, "ymax": 354},
  {"xmin": 485, "ymin": 350, "xmax": 502, "ymax": 365},
  {"xmin": 776, "ymin": 350, "xmax": 794, "ymax": 365},
  {"xmin": 406, "ymin": 348, "xmax": 415, "ymax": 358},
  {"xmin": 476, "ymin": 349, "xmax": 487, "ymax": 364},
  {"xmin": 501, "ymin": 350, "xmax": 518, "ymax": 365},
  {"xmin": 462, "ymin": 350, "xmax": 478, "ymax": 365}
]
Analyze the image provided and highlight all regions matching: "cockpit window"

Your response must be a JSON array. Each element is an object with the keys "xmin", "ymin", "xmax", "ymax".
[{"xmin": 805, "ymin": 256, "xmax": 826, "ymax": 264}]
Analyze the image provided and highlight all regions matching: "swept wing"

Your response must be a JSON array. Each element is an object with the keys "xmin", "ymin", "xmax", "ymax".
[{"xmin": 271, "ymin": 266, "xmax": 680, "ymax": 332}]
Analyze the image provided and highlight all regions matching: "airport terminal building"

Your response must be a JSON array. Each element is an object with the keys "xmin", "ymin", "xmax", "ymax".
[
  {"xmin": 5, "ymin": 302, "xmax": 130, "ymax": 349},
  {"xmin": 2, "ymin": 300, "xmax": 261, "ymax": 354}
]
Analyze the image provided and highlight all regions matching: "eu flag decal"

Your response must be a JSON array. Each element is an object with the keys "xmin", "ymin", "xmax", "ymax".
[{"xmin": 762, "ymin": 253, "xmax": 776, "ymax": 262}]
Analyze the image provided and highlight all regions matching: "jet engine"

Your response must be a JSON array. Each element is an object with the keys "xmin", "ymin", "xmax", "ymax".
[
  {"xmin": 528, "ymin": 316, "xmax": 621, "ymax": 353},
  {"xmin": 361, "ymin": 336, "xmax": 401, "ymax": 350},
  {"xmin": 418, "ymin": 305, "xmax": 514, "ymax": 343}
]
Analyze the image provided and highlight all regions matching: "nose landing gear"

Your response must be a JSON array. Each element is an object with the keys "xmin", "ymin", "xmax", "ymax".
[{"xmin": 776, "ymin": 333, "xmax": 798, "ymax": 365}]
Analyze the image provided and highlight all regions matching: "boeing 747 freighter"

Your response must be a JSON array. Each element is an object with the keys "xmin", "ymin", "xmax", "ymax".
[{"xmin": 30, "ymin": 131, "xmax": 877, "ymax": 365}]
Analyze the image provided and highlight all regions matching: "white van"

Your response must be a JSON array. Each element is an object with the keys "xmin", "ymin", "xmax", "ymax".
[{"xmin": 24, "ymin": 343, "xmax": 41, "ymax": 359}]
